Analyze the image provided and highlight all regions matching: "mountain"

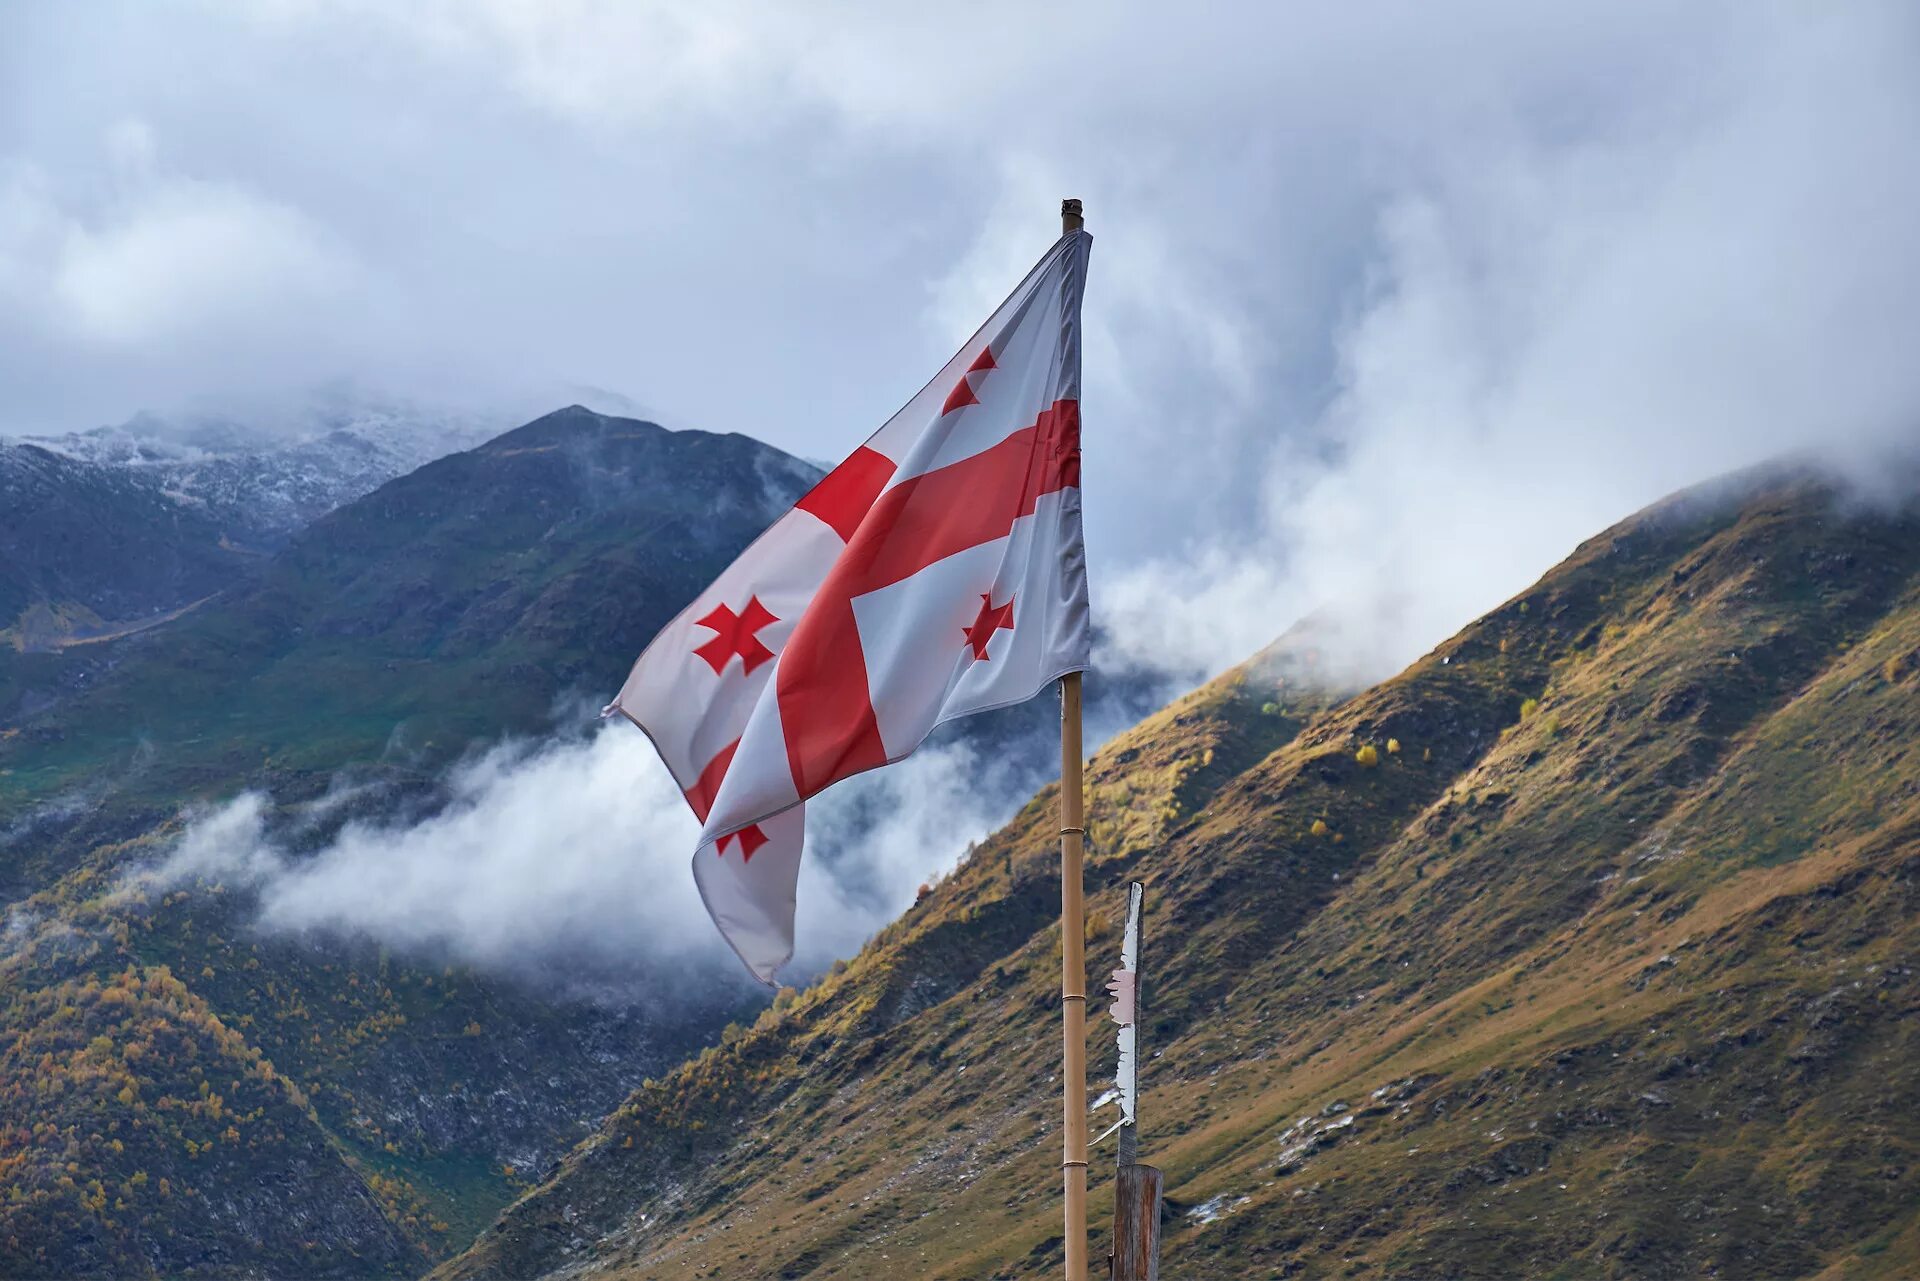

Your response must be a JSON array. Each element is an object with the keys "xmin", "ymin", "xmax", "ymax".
[
  {"xmin": 1, "ymin": 396, "xmax": 505, "ymax": 721},
  {"xmin": 4, "ymin": 405, "xmax": 820, "ymax": 822},
  {"xmin": 442, "ymin": 465, "xmax": 1920, "ymax": 1281},
  {"xmin": 0, "ymin": 408, "xmax": 826, "ymax": 1277},
  {"xmin": 14, "ymin": 397, "xmax": 508, "ymax": 547},
  {"xmin": 0, "ymin": 442, "xmax": 256, "ymax": 654}
]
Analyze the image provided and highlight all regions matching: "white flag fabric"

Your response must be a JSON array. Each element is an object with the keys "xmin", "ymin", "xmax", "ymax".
[{"xmin": 610, "ymin": 229, "xmax": 1092, "ymax": 981}]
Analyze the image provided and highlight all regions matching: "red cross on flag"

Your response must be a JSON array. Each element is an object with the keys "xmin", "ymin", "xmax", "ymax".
[{"xmin": 608, "ymin": 227, "xmax": 1092, "ymax": 981}]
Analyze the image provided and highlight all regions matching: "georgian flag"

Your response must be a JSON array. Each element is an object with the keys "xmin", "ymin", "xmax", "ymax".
[{"xmin": 609, "ymin": 228, "xmax": 1091, "ymax": 982}]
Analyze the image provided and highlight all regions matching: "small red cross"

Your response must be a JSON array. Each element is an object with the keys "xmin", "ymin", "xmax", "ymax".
[
  {"xmin": 962, "ymin": 592, "xmax": 1015, "ymax": 661},
  {"xmin": 941, "ymin": 345, "xmax": 998, "ymax": 416},
  {"xmin": 693, "ymin": 596, "xmax": 779, "ymax": 675},
  {"xmin": 717, "ymin": 824, "xmax": 769, "ymax": 861}
]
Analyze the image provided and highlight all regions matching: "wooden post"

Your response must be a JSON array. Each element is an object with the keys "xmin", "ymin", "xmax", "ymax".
[
  {"xmin": 1059, "ymin": 669, "xmax": 1088, "ymax": 1281},
  {"xmin": 1108, "ymin": 880, "xmax": 1160, "ymax": 1278},
  {"xmin": 1112, "ymin": 1165, "xmax": 1164, "ymax": 1281}
]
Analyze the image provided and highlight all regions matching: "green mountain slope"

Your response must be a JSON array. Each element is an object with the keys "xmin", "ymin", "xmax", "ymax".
[
  {"xmin": 5, "ymin": 406, "xmax": 818, "ymax": 900},
  {"xmin": 0, "ymin": 408, "xmax": 821, "ymax": 1277},
  {"xmin": 0, "ymin": 440, "xmax": 264, "ymax": 730},
  {"xmin": 442, "ymin": 466, "xmax": 1920, "ymax": 1281},
  {"xmin": 3, "ymin": 406, "xmax": 818, "ymax": 809},
  {"xmin": 0, "ymin": 441, "xmax": 257, "ymax": 645}
]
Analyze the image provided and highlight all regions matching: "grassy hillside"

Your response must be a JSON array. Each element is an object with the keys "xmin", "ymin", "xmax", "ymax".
[
  {"xmin": 0, "ymin": 408, "xmax": 819, "ymax": 1276},
  {"xmin": 442, "ymin": 466, "xmax": 1920, "ymax": 1280},
  {"xmin": 0, "ymin": 440, "xmax": 264, "ymax": 730}
]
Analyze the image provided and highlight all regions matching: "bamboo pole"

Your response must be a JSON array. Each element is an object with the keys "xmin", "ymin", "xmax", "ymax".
[
  {"xmin": 1060, "ymin": 669, "xmax": 1088, "ymax": 1281},
  {"xmin": 1059, "ymin": 195, "xmax": 1089, "ymax": 1281}
]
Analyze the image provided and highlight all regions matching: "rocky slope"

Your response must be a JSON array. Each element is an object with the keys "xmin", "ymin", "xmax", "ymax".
[
  {"xmin": 442, "ymin": 465, "xmax": 1920, "ymax": 1280},
  {"xmin": 15, "ymin": 398, "xmax": 506, "ymax": 546}
]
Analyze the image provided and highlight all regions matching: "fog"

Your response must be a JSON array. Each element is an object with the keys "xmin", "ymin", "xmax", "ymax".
[{"xmin": 141, "ymin": 722, "xmax": 1051, "ymax": 983}]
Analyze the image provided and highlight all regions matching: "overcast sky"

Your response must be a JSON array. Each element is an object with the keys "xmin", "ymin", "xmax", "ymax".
[{"xmin": 6, "ymin": 1, "xmax": 1919, "ymax": 678}]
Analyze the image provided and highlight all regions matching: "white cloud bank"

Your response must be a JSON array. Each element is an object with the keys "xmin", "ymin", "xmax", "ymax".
[
  {"xmin": 1099, "ymin": 7, "xmax": 1920, "ymax": 680},
  {"xmin": 143, "ymin": 724, "xmax": 1032, "ymax": 980}
]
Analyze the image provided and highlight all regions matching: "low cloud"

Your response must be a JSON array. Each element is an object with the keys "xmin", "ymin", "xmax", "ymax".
[
  {"xmin": 0, "ymin": 784, "xmax": 105, "ymax": 851},
  {"xmin": 794, "ymin": 737, "xmax": 1044, "ymax": 967},
  {"xmin": 141, "ymin": 721, "xmax": 1048, "ymax": 983}
]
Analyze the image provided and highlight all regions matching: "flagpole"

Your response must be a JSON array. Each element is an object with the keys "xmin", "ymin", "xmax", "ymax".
[
  {"xmin": 1057, "ymin": 192, "xmax": 1090, "ymax": 1281},
  {"xmin": 1060, "ymin": 672, "xmax": 1089, "ymax": 1281}
]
